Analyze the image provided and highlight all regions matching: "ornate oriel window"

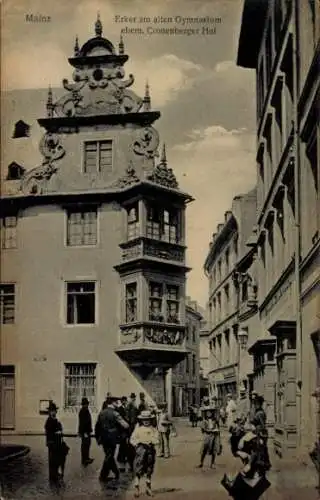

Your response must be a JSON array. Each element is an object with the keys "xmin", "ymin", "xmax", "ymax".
[
  {"xmin": 1, "ymin": 216, "xmax": 18, "ymax": 249},
  {"xmin": 146, "ymin": 203, "xmax": 180, "ymax": 243},
  {"xmin": 148, "ymin": 282, "xmax": 180, "ymax": 323},
  {"xmin": 0, "ymin": 284, "xmax": 15, "ymax": 324},
  {"xmin": 67, "ymin": 207, "xmax": 97, "ymax": 246},
  {"xmin": 83, "ymin": 140, "xmax": 113, "ymax": 174},
  {"xmin": 125, "ymin": 283, "xmax": 137, "ymax": 322},
  {"xmin": 163, "ymin": 209, "xmax": 179, "ymax": 243},
  {"xmin": 149, "ymin": 282, "xmax": 163, "ymax": 322},
  {"xmin": 127, "ymin": 204, "xmax": 139, "ymax": 240},
  {"xmin": 166, "ymin": 284, "xmax": 179, "ymax": 323}
]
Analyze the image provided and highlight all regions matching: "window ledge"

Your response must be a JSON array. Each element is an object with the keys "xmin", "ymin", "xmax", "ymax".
[{"xmin": 64, "ymin": 323, "xmax": 97, "ymax": 328}]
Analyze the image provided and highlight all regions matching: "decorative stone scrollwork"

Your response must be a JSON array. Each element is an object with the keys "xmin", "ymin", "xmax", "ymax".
[
  {"xmin": 113, "ymin": 162, "xmax": 141, "ymax": 189},
  {"xmin": 21, "ymin": 133, "xmax": 65, "ymax": 195},
  {"xmin": 144, "ymin": 328, "xmax": 184, "ymax": 346},
  {"xmin": 144, "ymin": 240, "xmax": 184, "ymax": 262},
  {"xmin": 39, "ymin": 133, "xmax": 65, "ymax": 163},
  {"xmin": 121, "ymin": 328, "xmax": 142, "ymax": 345},
  {"xmin": 52, "ymin": 64, "xmax": 143, "ymax": 117},
  {"xmin": 133, "ymin": 127, "xmax": 160, "ymax": 159},
  {"xmin": 122, "ymin": 243, "xmax": 142, "ymax": 260},
  {"xmin": 147, "ymin": 162, "xmax": 178, "ymax": 189}
]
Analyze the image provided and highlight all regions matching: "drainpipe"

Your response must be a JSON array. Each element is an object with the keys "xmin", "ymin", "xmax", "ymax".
[{"xmin": 292, "ymin": 0, "xmax": 303, "ymax": 452}]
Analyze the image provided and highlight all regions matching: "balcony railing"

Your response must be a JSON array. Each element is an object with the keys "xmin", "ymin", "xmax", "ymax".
[{"xmin": 121, "ymin": 238, "xmax": 185, "ymax": 264}]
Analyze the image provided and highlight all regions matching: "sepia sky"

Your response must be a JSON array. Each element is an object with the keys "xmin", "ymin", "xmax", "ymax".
[{"xmin": 2, "ymin": 0, "xmax": 257, "ymax": 307}]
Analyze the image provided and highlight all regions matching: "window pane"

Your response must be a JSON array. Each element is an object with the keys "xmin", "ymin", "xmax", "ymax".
[
  {"xmin": 1, "ymin": 217, "xmax": 17, "ymax": 249},
  {"xmin": 64, "ymin": 363, "xmax": 96, "ymax": 408},
  {"xmin": 84, "ymin": 142, "xmax": 97, "ymax": 174},
  {"xmin": 66, "ymin": 282, "xmax": 96, "ymax": 324},
  {"xmin": 99, "ymin": 141, "xmax": 112, "ymax": 172},
  {"xmin": 67, "ymin": 210, "xmax": 97, "ymax": 246}
]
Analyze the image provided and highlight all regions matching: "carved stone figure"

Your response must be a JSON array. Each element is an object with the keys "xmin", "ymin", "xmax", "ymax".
[
  {"xmin": 147, "ymin": 162, "xmax": 178, "ymax": 189},
  {"xmin": 132, "ymin": 127, "xmax": 160, "ymax": 159},
  {"xmin": 112, "ymin": 163, "xmax": 141, "ymax": 189}
]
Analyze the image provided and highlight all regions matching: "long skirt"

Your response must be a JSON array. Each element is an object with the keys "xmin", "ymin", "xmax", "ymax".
[{"xmin": 133, "ymin": 444, "xmax": 156, "ymax": 478}]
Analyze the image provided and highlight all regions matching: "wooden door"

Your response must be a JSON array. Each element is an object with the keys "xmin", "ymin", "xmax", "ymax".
[{"xmin": 1, "ymin": 374, "xmax": 15, "ymax": 429}]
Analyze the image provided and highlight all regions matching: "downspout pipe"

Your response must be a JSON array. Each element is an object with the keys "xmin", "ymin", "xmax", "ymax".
[{"xmin": 292, "ymin": 0, "xmax": 303, "ymax": 452}]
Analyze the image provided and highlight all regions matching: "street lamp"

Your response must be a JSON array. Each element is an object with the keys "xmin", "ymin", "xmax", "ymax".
[{"xmin": 238, "ymin": 328, "xmax": 248, "ymax": 349}]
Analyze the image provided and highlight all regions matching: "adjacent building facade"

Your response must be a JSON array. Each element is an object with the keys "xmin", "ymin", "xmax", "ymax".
[
  {"xmin": 204, "ymin": 189, "xmax": 257, "ymax": 408},
  {"xmin": 237, "ymin": 0, "xmax": 319, "ymax": 458},
  {"xmin": 171, "ymin": 298, "xmax": 202, "ymax": 416},
  {"xmin": 0, "ymin": 18, "xmax": 192, "ymax": 432}
]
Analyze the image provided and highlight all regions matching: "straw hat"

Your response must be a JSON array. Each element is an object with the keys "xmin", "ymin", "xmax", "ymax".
[{"xmin": 137, "ymin": 410, "xmax": 153, "ymax": 420}]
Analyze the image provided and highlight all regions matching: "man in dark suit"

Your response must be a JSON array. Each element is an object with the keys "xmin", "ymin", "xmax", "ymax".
[
  {"xmin": 116, "ymin": 396, "xmax": 129, "ymax": 471},
  {"xmin": 138, "ymin": 392, "xmax": 148, "ymax": 413},
  {"xmin": 95, "ymin": 396, "xmax": 129, "ymax": 482},
  {"xmin": 126, "ymin": 393, "xmax": 139, "ymax": 471},
  {"xmin": 78, "ymin": 397, "xmax": 94, "ymax": 466}
]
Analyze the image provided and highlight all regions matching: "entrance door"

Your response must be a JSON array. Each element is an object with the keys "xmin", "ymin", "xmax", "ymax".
[{"xmin": 0, "ymin": 368, "xmax": 15, "ymax": 429}]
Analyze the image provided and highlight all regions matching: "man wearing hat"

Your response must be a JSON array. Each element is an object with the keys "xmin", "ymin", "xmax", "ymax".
[
  {"xmin": 197, "ymin": 405, "xmax": 220, "ymax": 469},
  {"xmin": 78, "ymin": 397, "xmax": 94, "ymax": 466},
  {"xmin": 126, "ymin": 393, "xmax": 139, "ymax": 472},
  {"xmin": 250, "ymin": 395, "xmax": 271, "ymax": 471},
  {"xmin": 237, "ymin": 386, "xmax": 249, "ymax": 424},
  {"xmin": 95, "ymin": 396, "xmax": 129, "ymax": 482},
  {"xmin": 44, "ymin": 401, "xmax": 64, "ymax": 482}
]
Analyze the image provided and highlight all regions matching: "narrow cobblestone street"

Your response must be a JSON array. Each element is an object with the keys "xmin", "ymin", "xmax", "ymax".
[{"xmin": 1, "ymin": 420, "xmax": 319, "ymax": 499}]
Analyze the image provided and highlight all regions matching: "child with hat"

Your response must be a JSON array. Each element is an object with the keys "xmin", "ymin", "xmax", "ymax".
[{"xmin": 130, "ymin": 410, "xmax": 159, "ymax": 497}]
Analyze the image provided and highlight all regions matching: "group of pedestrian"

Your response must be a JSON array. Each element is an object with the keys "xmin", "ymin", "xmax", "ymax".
[
  {"xmin": 44, "ymin": 392, "xmax": 174, "ymax": 497},
  {"xmin": 227, "ymin": 391, "xmax": 271, "ymax": 472},
  {"xmin": 221, "ymin": 391, "xmax": 272, "ymax": 499}
]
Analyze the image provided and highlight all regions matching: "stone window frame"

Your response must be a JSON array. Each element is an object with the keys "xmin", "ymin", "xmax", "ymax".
[
  {"xmin": 64, "ymin": 362, "xmax": 97, "ymax": 411},
  {"xmin": 83, "ymin": 139, "xmax": 113, "ymax": 174},
  {"xmin": 65, "ymin": 281, "xmax": 97, "ymax": 326},
  {"xmin": 1, "ymin": 215, "xmax": 18, "ymax": 250},
  {"xmin": 66, "ymin": 206, "xmax": 98, "ymax": 247},
  {"xmin": 0, "ymin": 284, "xmax": 15, "ymax": 325}
]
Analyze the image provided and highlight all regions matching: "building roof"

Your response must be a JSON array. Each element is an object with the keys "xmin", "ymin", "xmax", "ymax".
[{"xmin": 237, "ymin": 0, "xmax": 269, "ymax": 69}]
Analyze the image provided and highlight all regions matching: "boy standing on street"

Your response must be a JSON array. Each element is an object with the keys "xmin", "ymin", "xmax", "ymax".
[
  {"xmin": 78, "ymin": 397, "xmax": 94, "ymax": 466},
  {"xmin": 130, "ymin": 410, "xmax": 159, "ymax": 497}
]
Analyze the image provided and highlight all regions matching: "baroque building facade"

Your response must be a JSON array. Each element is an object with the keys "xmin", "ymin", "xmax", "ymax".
[
  {"xmin": 204, "ymin": 189, "xmax": 257, "ymax": 408},
  {"xmin": 171, "ymin": 298, "xmax": 202, "ymax": 416},
  {"xmin": 237, "ymin": 0, "xmax": 319, "ymax": 458},
  {"xmin": 0, "ymin": 18, "xmax": 192, "ymax": 432}
]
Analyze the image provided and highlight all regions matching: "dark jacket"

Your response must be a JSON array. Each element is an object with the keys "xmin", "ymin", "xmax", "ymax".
[
  {"xmin": 138, "ymin": 401, "xmax": 147, "ymax": 413},
  {"xmin": 126, "ymin": 401, "xmax": 139, "ymax": 431},
  {"xmin": 78, "ymin": 407, "xmax": 93, "ymax": 436},
  {"xmin": 95, "ymin": 406, "xmax": 129, "ymax": 445},
  {"xmin": 45, "ymin": 416, "xmax": 63, "ymax": 448},
  {"xmin": 251, "ymin": 408, "xmax": 268, "ymax": 438}
]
